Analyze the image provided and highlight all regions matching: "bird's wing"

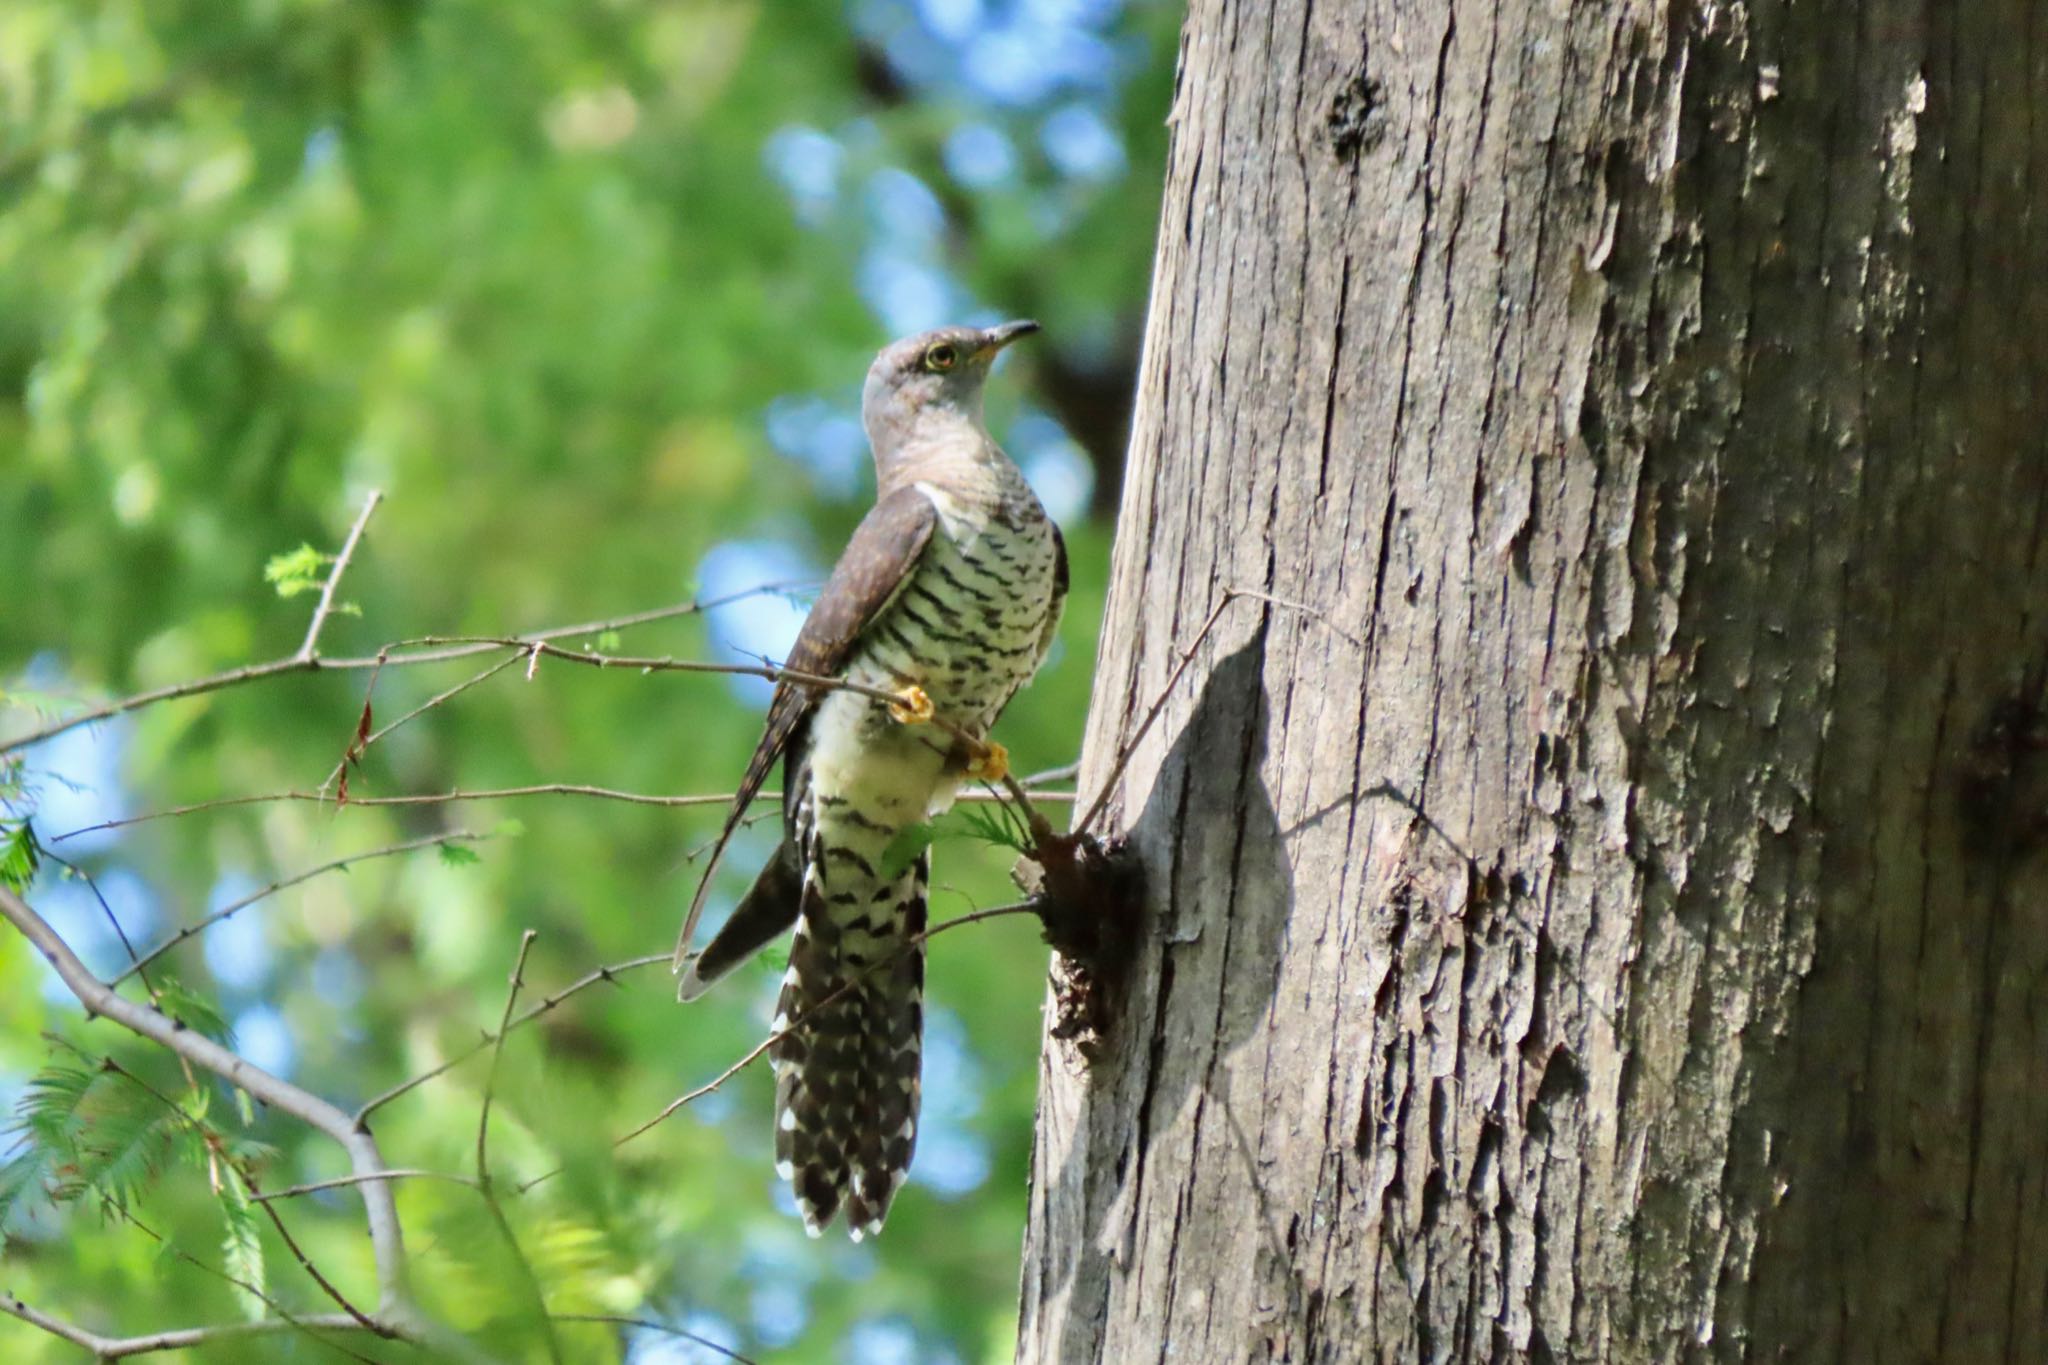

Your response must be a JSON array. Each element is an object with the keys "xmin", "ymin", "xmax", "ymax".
[
  {"xmin": 1031, "ymin": 519, "xmax": 1069, "ymax": 676},
  {"xmin": 673, "ymin": 485, "xmax": 938, "ymax": 972}
]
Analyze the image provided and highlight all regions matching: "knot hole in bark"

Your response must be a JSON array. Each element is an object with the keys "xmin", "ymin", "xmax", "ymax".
[
  {"xmin": 1327, "ymin": 66, "xmax": 1386, "ymax": 161},
  {"xmin": 1015, "ymin": 830, "xmax": 1145, "ymax": 1059},
  {"xmin": 1959, "ymin": 668, "xmax": 2048, "ymax": 859}
]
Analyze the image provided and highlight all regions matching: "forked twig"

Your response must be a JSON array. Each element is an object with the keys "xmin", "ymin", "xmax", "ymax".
[
  {"xmin": 297, "ymin": 491, "xmax": 384, "ymax": 662},
  {"xmin": 1, "ymin": 575, "xmax": 809, "ymax": 759}
]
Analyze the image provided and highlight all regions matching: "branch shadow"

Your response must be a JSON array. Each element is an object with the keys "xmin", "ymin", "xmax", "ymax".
[{"xmin": 1024, "ymin": 638, "xmax": 1292, "ymax": 1347}]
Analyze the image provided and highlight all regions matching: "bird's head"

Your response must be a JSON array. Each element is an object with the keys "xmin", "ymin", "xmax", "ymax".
[{"xmin": 861, "ymin": 319, "xmax": 1040, "ymax": 460}]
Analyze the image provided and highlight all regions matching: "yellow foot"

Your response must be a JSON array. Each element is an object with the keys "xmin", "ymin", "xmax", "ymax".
[
  {"xmin": 965, "ymin": 738, "xmax": 1010, "ymax": 784},
  {"xmin": 887, "ymin": 683, "xmax": 935, "ymax": 725}
]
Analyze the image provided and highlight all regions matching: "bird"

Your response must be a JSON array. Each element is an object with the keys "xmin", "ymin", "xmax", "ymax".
[{"xmin": 672, "ymin": 320, "xmax": 1067, "ymax": 1239}]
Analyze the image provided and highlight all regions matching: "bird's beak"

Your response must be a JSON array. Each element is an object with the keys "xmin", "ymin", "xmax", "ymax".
[{"xmin": 979, "ymin": 319, "xmax": 1042, "ymax": 357}]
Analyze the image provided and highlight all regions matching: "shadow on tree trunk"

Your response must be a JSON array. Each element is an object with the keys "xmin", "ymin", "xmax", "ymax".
[{"xmin": 1024, "ymin": 636, "xmax": 1294, "ymax": 1344}]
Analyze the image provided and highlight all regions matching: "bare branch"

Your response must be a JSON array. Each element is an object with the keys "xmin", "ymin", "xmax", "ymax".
[
  {"xmin": 0, "ymin": 1291, "xmax": 114, "ymax": 1355},
  {"xmin": 0, "ymin": 1294, "xmax": 384, "ymax": 1363},
  {"xmin": 0, "ymin": 883, "xmax": 410, "ymax": 1314},
  {"xmin": 113, "ymin": 829, "xmax": 486, "ymax": 985},
  {"xmin": 297, "ymin": 491, "xmax": 384, "ymax": 661},
  {"xmin": 53, "ymin": 781, "xmax": 1074, "ymax": 845},
  {"xmin": 0, "ymin": 656, "xmax": 321, "ymax": 759},
  {"xmin": 52, "ymin": 785, "xmax": 744, "ymax": 842},
  {"xmin": 0, "ymin": 579, "xmax": 805, "ymax": 760},
  {"xmin": 254, "ymin": 1169, "xmax": 479, "ymax": 1202},
  {"xmin": 343, "ymin": 577, "xmax": 816, "ymax": 664}
]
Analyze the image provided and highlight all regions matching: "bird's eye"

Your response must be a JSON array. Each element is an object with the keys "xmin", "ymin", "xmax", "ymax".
[{"xmin": 922, "ymin": 343, "xmax": 959, "ymax": 373}]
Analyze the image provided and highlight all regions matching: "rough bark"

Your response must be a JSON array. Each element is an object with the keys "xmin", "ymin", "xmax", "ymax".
[{"xmin": 1019, "ymin": 1, "xmax": 2048, "ymax": 1361}]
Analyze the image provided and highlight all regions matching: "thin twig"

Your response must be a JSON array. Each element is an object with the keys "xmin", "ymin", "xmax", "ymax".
[
  {"xmin": 54, "ymin": 781, "xmax": 1073, "ymax": 844},
  {"xmin": 0, "ymin": 884, "xmax": 411, "ymax": 1313},
  {"xmin": 36, "ymin": 841, "xmax": 156, "ymax": 997},
  {"xmin": 547, "ymin": 902, "xmax": 1039, "ymax": 1180},
  {"xmin": 101, "ymin": 1059, "xmax": 388, "ymax": 1337},
  {"xmin": 472, "ymin": 930, "xmax": 563, "ymax": 1365},
  {"xmin": 0, "ymin": 581, "xmax": 806, "ymax": 759},
  {"xmin": 96, "ymin": 1203, "xmax": 392, "ymax": 1363},
  {"xmin": 0, "ymin": 1293, "xmax": 385, "ymax": 1363},
  {"xmin": 1018, "ymin": 760, "xmax": 1082, "ymax": 788},
  {"xmin": 477, "ymin": 931, "xmax": 537, "ymax": 1186},
  {"xmin": 359, "ymin": 636, "xmax": 923, "ymax": 710},
  {"xmin": 353, "ymin": 953, "xmax": 669, "ymax": 1124},
  {"xmin": 1074, "ymin": 587, "xmax": 1365, "ymax": 837},
  {"xmin": 1076, "ymin": 591, "xmax": 1240, "ymax": 836},
  {"xmin": 254, "ymin": 1169, "xmax": 479, "ymax": 1203},
  {"xmin": 113, "ymin": 829, "xmax": 486, "ymax": 984},
  {"xmin": 53, "ymin": 786, "xmax": 744, "ymax": 842},
  {"xmin": 554, "ymin": 1314, "xmax": 759, "ymax": 1365},
  {"xmin": 319, "ymin": 650, "xmax": 525, "ymax": 796},
  {"xmin": 297, "ymin": 491, "xmax": 384, "ymax": 661},
  {"xmin": 347, "ymin": 579, "xmax": 816, "ymax": 663}
]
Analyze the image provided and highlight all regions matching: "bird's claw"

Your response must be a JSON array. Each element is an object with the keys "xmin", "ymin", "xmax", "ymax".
[
  {"xmin": 887, "ymin": 683, "xmax": 935, "ymax": 725},
  {"xmin": 966, "ymin": 738, "xmax": 1010, "ymax": 784}
]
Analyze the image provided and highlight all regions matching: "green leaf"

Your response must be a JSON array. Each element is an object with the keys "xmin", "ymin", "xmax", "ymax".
[
  {"xmin": 439, "ymin": 842, "xmax": 481, "ymax": 867},
  {"xmin": 955, "ymin": 801, "xmax": 1034, "ymax": 856},
  {"xmin": 880, "ymin": 821, "xmax": 937, "ymax": 883},
  {"xmin": 153, "ymin": 977, "xmax": 234, "ymax": 1046},
  {"xmin": 219, "ymin": 1178, "xmax": 268, "ymax": 1321},
  {"xmin": 0, "ymin": 821, "xmax": 37, "ymax": 894},
  {"xmin": 261, "ymin": 543, "xmax": 330, "ymax": 598},
  {"xmin": 594, "ymin": 629, "xmax": 622, "ymax": 652}
]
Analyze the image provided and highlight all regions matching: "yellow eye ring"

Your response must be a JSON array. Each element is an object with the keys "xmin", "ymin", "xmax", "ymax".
[{"xmin": 923, "ymin": 343, "xmax": 959, "ymax": 373}]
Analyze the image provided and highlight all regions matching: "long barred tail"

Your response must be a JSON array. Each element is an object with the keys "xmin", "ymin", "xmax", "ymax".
[{"xmin": 769, "ymin": 851, "xmax": 928, "ymax": 1239}]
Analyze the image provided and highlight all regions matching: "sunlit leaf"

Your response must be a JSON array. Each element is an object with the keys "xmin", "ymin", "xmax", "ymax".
[{"xmin": 261, "ymin": 543, "xmax": 330, "ymax": 598}]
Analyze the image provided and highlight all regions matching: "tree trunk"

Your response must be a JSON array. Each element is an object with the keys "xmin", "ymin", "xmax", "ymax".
[{"xmin": 1018, "ymin": 1, "xmax": 2048, "ymax": 1360}]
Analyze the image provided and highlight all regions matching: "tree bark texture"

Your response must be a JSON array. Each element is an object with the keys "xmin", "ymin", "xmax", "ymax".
[{"xmin": 1019, "ymin": 0, "xmax": 2048, "ymax": 1360}]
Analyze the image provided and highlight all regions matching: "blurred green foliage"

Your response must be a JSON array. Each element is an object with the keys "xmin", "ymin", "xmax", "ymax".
[{"xmin": 0, "ymin": 0, "xmax": 1175, "ymax": 1359}]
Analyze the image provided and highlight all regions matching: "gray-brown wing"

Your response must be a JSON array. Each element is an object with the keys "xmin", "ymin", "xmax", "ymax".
[
  {"xmin": 1032, "ymin": 519, "xmax": 1068, "ymax": 674},
  {"xmin": 672, "ymin": 486, "xmax": 937, "ymax": 973}
]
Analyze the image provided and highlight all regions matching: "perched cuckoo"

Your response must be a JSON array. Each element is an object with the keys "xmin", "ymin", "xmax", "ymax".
[{"xmin": 673, "ymin": 321, "xmax": 1067, "ymax": 1238}]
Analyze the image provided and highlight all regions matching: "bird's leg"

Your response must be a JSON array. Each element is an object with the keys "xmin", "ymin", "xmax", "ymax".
[
  {"xmin": 964, "ymin": 737, "xmax": 1010, "ymax": 784},
  {"xmin": 886, "ymin": 682, "xmax": 935, "ymax": 724}
]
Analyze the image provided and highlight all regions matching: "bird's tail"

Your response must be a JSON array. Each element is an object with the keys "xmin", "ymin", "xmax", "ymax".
[{"xmin": 769, "ymin": 851, "xmax": 928, "ymax": 1239}]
